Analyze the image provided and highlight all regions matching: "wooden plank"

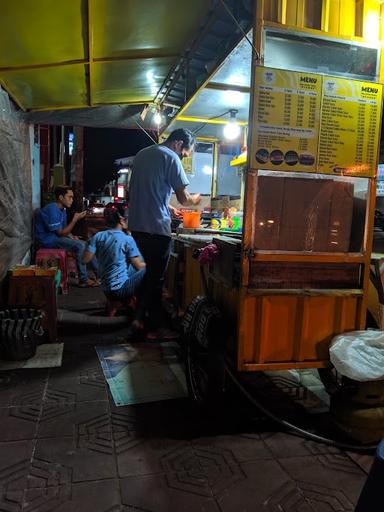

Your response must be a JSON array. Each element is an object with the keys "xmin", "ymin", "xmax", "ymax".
[
  {"xmin": 240, "ymin": 361, "xmax": 329, "ymax": 371},
  {"xmin": 250, "ymin": 252, "xmax": 365, "ymax": 263},
  {"xmin": 246, "ymin": 288, "xmax": 363, "ymax": 296},
  {"xmin": 249, "ymin": 261, "xmax": 360, "ymax": 289}
]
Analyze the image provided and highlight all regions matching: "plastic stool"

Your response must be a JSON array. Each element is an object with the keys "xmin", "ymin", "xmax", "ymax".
[
  {"xmin": 355, "ymin": 439, "xmax": 384, "ymax": 511},
  {"xmin": 66, "ymin": 252, "xmax": 78, "ymax": 279},
  {"xmin": 35, "ymin": 248, "xmax": 68, "ymax": 294}
]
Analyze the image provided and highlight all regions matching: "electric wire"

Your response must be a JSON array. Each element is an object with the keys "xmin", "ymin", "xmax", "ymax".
[
  {"xmin": 192, "ymin": 109, "xmax": 232, "ymax": 135},
  {"xmin": 133, "ymin": 119, "xmax": 158, "ymax": 144},
  {"xmin": 225, "ymin": 364, "xmax": 378, "ymax": 453}
]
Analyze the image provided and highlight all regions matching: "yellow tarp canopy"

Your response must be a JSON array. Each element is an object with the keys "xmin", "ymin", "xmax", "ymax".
[{"xmin": 0, "ymin": 0, "xmax": 209, "ymax": 111}]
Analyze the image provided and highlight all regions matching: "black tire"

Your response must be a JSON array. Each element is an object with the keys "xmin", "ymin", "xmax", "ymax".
[
  {"xmin": 185, "ymin": 337, "xmax": 225, "ymax": 408},
  {"xmin": 182, "ymin": 296, "xmax": 226, "ymax": 408}
]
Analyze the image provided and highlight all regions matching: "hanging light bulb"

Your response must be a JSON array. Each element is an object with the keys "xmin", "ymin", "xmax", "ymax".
[
  {"xmin": 153, "ymin": 110, "xmax": 163, "ymax": 126},
  {"xmin": 223, "ymin": 109, "xmax": 241, "ymax": 140}
]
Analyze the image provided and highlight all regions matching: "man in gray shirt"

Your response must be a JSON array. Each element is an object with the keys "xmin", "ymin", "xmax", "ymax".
[{"xmin": 128, "ymin": 128, "xmax": 200, "ymax": 339}]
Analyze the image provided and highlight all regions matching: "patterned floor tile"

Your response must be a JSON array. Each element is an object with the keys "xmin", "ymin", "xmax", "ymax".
[
  {"xmin": 0, "ymin": 440, "xmax": 34, "ymax": 489},
  {"xmin": 46, "ymin": 370, "xmax": 108, "ymax": 403},
  {"xmin": 0, "ymin": 440, "xmax": 34, "ymax": 512},
  {"xmin": 162, "ymin": 444, "xmax": 246, "ymax": 498},
  {"xmin": 32, "ymin": 436, "xmax": 116, "ymax": 483},
  {"xmin": 216, "ymin": 459, "xmax": 294, "ymax": 511},
  {"xmin": 120, "ymin": 474, "xmax": 220, "ymax": 512},
  {"xmin": 191, "ymin": 434, "xmax": 272, "ymax": 464},
  {"xmin": 0, "ymin": 370, "xmax": 48, "ymax": 407},
  {"xmin": 263, "ymin": 479, "xmax": 354, "ymax": 511},
  {"xmin": 37, "ymin": 401, "xmax": 110, "ymax": 438},
  {"xmin": 346, "ymin": 451, "xmax": 374, "ymax": 474},
  {"xmin": 0, "ymin": 407, "xmax": 39, "ymax": 441},
  {"xmin": 117, "ymin": 439, "xmax": 190, "ymax": 478},
  {"xmin": 261, "ymin": 431, "xmax": 341, "ymax": 458},
  {"xmin": 278, "ymin": 454, "xmax": 367, "ymax": 509},
  {"xmin": 24, "ymin": 478, "xmax": 120, "ymax": 512}
]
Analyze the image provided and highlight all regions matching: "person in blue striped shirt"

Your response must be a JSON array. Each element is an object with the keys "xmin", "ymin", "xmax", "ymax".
[{"xmin": 83, "ymin": 210, "xmax": 146, "ymax": 302}]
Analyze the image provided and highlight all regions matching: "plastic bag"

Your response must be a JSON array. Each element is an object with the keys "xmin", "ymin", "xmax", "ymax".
[{"xmin": 330, "ymin": 330, "xmax": 384, "ymax": 381}]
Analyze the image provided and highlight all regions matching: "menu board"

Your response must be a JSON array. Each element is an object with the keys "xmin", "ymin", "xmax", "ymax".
[
  {"xmin": 251, "ymin": 67, "xmax": 322, "ymax": 172},
  {"xmin": 318, "ymin": 78, "xmax": 382, "ymax": 176},
  {"xmin": 251, "ymin": 66, "xmax": 383, "ymax": 177}
]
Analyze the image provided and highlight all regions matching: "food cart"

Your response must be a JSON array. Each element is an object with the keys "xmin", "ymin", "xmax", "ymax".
[{"xmin": 163, "ymin": 4, "xmax": 384, "ymax": 408}]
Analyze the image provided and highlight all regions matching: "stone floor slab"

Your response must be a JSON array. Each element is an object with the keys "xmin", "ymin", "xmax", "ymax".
[
  {"xmin": 37, "ymin": 401, "xmax": 110, "ymax": 438},
  {"xmin": 32, "ymin": 436, "xmax": 117, "ymax": 484},
  {"xmin": 120, "ymin": 473, "xmax": 220, "ymax": 512}
]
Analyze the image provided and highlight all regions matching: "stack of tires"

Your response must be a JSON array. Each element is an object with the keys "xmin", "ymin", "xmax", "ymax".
[{"xmin": 0, "ymin": 308, "xmax": 43, "ymax": 361}]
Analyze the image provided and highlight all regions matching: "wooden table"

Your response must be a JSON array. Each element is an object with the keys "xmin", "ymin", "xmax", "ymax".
[{"xmin": 7, "ymin": 274, "xmax": 58, "ymax": 342}]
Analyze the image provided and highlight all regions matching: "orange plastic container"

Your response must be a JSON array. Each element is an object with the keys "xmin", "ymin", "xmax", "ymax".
[{"xmin": 182, "ymin": 210, "xmax": 201, "ymax": 228}]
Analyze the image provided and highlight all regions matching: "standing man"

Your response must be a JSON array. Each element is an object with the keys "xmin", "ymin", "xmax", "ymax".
[
  {"xmin": 128, "ymin": 128, "xmax": 200, "ymax": 339},
  {"xmin": 35, "ymin": 185, "xmax": 98, "ymax": 287}
]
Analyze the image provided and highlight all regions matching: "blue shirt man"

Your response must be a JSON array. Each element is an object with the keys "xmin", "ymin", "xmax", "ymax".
[
  {"xmin": 34, "ymin": 185, "xmax": 98, "ymax": 287},
  {"xmin": 128, "ymin": 145, "xmax": 190, "ymax": 237},
  {"xmin": 35, "ymin": 202, "xmax": 67, "ymax": 247},
  {"xmin": 127, "ymin": 128, "xmax": 201, "ymax": 339},
  {"xmin": 83, "ymin": 211, "xmax": 145, "ymax": 298}
]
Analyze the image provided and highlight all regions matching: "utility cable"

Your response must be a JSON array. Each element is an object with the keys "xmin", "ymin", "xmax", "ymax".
[
  {"xmin": 192, "ymin": 109, "xmax": 232, "ymax": 135},
  {"xmin": 133, "ymin": 119, "xmax": 158, "ymax": 145},
  {"xmin": 225, "ymin": 364, "xmax": 378, "ymax": 453}
]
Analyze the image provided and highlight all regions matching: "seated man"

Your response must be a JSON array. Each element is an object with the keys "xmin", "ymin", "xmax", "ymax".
[
  {"xmin": 35, "ymin": 185, "xmax": 98, "ymax": 287},
  {"xmin": 82, "ymin": 210, "xmax": 146, "ymax": 303}
]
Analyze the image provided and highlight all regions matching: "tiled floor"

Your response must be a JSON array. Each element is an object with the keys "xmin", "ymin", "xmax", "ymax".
[{"xmin": 0, "ymin": 286, "xmax": 373, "ymax": 511}]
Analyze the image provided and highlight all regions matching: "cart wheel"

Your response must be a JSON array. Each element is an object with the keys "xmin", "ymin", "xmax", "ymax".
[
  {"xmin": 185, "ymin": 337, "xmax": 225, "ymax": 408},
  {"xmin": 182, "ymin": 296, "xmax": 226, "ymax": 408}
]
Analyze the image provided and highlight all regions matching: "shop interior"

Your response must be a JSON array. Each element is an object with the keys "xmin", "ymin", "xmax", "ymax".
[{"xmin": 164, "ymin": 25, "xmax": 382, "ymax": 255}]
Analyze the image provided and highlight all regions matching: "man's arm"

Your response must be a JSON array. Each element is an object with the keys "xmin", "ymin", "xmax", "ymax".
[
  {"xmin": 175, "ymin": 187, "xmax": 201, "ymax": 207},
  {"xmin": 130, "ymin": 256, "xmax": 146, "ymax": 271},
  {"xmin": 168, "ymin": 204, "xmax": 182, "ymax": 218},
  {"xmin": 82, "ymin": 249, "xmax": 94, "ymax": 264},
  {"xmin": 57, "ymin": 211, "xmax": 86, "ymax": 237}
]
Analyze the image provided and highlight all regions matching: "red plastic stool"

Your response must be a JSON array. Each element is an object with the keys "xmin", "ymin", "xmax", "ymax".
[
  {"xmin": 105, "ymin": 296, "xmax": 137, "ymax": 317},
  {"xmin": 35, "ymin": 248, "xmax": 68, "ymax": 294},
  {"xmin": 66, "ymin": 252, "xmax": 78, "ymax": 279}
]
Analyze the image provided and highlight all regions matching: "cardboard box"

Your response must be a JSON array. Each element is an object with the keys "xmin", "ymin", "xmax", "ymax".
[
  {"xmin": 254, "ymin": 176, "xmax": 354, "ymax": 252},
  {"xmin": 10, "ymin": 266, "xmax": 36, "ymax": 276}
]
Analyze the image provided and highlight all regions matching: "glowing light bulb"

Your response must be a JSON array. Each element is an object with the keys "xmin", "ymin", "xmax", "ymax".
[
  {"xmin": 153, "ymin": 111, "xmax": 163, "ymax": 126},
  {"xmin": 202, "ymin": 165, "xmax": 212, "ymax": 175},
  {"xmin": 223, "ymin": 120, "xmax": 241, "ymax": 140},
  {"xmin": 223, "ymin": 110, "xmax": 241, "ymax": 140}
]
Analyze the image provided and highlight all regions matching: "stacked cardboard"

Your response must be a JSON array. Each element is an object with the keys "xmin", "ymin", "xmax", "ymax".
[{"xmin": 254, "ymin": 176, "xmax": 354, "ymax": 252}]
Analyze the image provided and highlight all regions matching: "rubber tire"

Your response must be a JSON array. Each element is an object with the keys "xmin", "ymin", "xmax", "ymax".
[{"xmin": 185, "ymin": 335, "xmax": 226, "ymax": 409}]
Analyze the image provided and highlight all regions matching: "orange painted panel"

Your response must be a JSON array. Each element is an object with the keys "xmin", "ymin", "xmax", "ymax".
[
  {"xmin": 300, "ymin": 296, "xmax": 339, "ymax": 361},
  {"xmin": 239, "ymin": 294, "xmax": 360, "ymax": 367},
  {"xmin": 239, "ymin": 296, "xmax": 259, "ymax": 362},
  {"xmin": 339, "ymin": 296, "xmax": 360, "ymax": 331},
  {"xmin": 259, "ymin": 296, "xmax": 298, "ymax": 362}
]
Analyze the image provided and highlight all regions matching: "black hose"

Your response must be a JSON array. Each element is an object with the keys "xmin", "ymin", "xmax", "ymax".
[
  {"xmin": 57, "ymin": 309, "xmax": 129, "ymax": 326},
  {"xmin": 225, "ymin": 364, "xmax": 378, "ymax": 453}
]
